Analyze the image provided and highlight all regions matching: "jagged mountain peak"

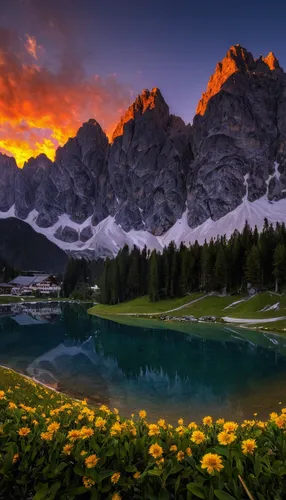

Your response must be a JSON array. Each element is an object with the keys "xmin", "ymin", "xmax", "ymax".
[
  {"xmin": 262, "ymin": 51, "xmax": 280, "ymax": 70},
  {"xmin": 111, "ymin": 87, "xmax": 168, "ymax": 141},
  {"xmin": 196, "ymin": 45, "xmax": 282, "ymax": 115}
]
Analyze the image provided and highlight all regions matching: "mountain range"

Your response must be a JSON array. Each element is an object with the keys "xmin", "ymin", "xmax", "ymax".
[{"xmin": 1, "ymin": 44, "xmax": 286, "ymax": 270}]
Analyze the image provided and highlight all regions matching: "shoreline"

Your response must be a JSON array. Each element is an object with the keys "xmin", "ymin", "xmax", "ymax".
[{"xmin": 89, "ymin": 309, "xmax": 286, "ymax": 335}]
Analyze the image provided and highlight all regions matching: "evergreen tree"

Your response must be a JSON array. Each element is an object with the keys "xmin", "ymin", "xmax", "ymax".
[
  {"xmin": 273, "ymin": 244, "xmax": 286, "ymax": 292},
  {"xmin": 244, "ymin": 245, "xmax": 262, "ymax": 290},
  {"xmin": 214, "ymin": 246, "xmax": 228, "ymax": 292},
  {"xmin": 148, "ymin": 250, "xmax": 159, "ymax": 302},
  {"xmin": 127, "ymin": 247, "xmax": 141, "ymax": 299}
]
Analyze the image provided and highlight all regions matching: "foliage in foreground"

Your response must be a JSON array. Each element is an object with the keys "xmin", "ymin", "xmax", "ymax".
[{"xmin": 1, "ymin": 369, "xmax": 286, "ymax": 499}]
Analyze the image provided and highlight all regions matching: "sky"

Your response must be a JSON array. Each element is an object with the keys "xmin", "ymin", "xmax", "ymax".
[{"xmin": 1, "ymin": 0, "xmax": 286, "ymax": 166}]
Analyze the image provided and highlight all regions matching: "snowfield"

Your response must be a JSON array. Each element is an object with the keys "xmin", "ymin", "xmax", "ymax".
[{"xmin": 1, "ymin": 194, "xmax": 286, "ymax": 257}]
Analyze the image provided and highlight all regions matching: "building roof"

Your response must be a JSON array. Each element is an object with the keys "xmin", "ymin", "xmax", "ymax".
[
  {"xmin": 9, "ymin": 275, "xmax": 52, "ymax": 287},
  {"xmin": 0, "ymin": 283, "xmax": 14, "ymax": 288},
  {"xmin": 9, "ymin": 276, "xmax": 36, "ymax": 287}
]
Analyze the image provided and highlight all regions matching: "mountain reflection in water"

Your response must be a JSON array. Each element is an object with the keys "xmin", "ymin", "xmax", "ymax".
[{"xmin": 0, "ymin": 302, "xmax": 286, "ymax": 422}]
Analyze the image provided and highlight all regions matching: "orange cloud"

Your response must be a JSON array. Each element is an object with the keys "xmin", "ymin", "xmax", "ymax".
[
  {"xmin": 0, "ymin": 30, "xmax": 131, "ymax": 167},
  {"xmin": 25, "ymin": 34, "xmax": 38, "ymax": 59}
]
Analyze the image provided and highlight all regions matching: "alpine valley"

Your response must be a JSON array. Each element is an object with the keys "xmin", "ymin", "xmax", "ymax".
[{"xmin": 1, "ymin": 44, "xmax": 286, "ymax": 269}]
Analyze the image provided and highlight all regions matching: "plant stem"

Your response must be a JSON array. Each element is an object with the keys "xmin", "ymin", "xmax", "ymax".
[{"xmin": 238, "ymin": 475, "xmax": 255, "ymax": 500}]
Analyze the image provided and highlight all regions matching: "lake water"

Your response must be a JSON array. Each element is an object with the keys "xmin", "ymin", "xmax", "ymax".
[{"xmin": 1, "ymin": 302, "xmax": 286, "ymax": 423}]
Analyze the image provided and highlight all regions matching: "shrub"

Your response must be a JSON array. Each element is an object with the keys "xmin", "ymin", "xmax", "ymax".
[{"xmin": 0, "ymin": 368, "xmax": 286, "ymax": 499}]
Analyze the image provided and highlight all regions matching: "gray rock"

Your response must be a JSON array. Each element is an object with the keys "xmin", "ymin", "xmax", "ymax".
[
  {"xmin": 188, "ymin": 45, "xmax": 286, "ymax": 227},
  {"xmin": 0, "ymin": 154, "xmax": 17, "ymax": 212},
  {"xmin": 107, "ymin": 89, "xmax": 192, "ymax": 234},
  {"xmin": 80, "ymin": 226, "xmax": 93, "ymax": 242},
  {"xmin": 54, "ymin": 226, "xmax": 79, "ymax": 243}
]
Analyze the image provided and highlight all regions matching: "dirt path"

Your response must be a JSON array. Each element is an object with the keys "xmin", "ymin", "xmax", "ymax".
[
  {"xmin": 119, "ymin": 294, "xmax": 210, "ymax": 316},
  {"xmin": 222, "ymin": 316, "xmax": 286, "ymax": 324}
]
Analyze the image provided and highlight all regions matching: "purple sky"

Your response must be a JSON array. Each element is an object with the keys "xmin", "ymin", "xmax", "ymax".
[{"xmin": 2, "ymin": 0, "xmax": 286, "ymax": 125}]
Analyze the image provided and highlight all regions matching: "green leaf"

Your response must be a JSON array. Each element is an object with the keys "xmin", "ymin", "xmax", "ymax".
[
  {"xmin": 125, "ymin": 465, "xmax": 137, "ymax": 473},
  {"xmin": 98, "ymin": 470, "xmax": 114, "ymax": 481},
  {"xmin": 187, "ymin": 483, "xmax": 205, "ymax": 499},
  {"xmin": 214, "ymin": 490, "xmax": 236, "ymax": 500},
  {"xmin": 158, "ymin": 487, "xmax": 170, "ymax": 500},
  {"xmin": 175, "ymin": 475, "xmax": 181, "ymax": 494},
  {"xmin": 33, "ymin": 490, "xmax": 49, "ymax": 500},
  {"xmin": 74, "ymin": 464, "xmax": 85, "ymax": 476},
  {"xmin": 254, "ymin": 455, "xmax": 262, "ymax": 477},
  {"xmin": 148, "ymin": 469, "xmax": 163, "ymax": 476}
]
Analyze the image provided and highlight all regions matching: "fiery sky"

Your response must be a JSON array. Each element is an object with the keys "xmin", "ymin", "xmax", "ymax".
[
  {"xmin": 0, "ymin": 26, "xmax": 131, "ymax": 166},
  {"xmin": 1, "ymin": 0, "xmax": 286, "ymax": 167}
]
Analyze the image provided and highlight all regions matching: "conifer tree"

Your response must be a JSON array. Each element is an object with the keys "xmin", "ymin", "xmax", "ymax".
[
  {"xmin": 244, "ymin": 245, "xmax": 261, "ymax": 290},
  {"xmin": 148, "ymin": 250, "xmax": 159, "ymax": 302},
  {"xmin": 214, "ymin": 246, "xmax": 228, "ymax": 292},
  {"xmin": 273, "ymin": 244, "xmax": 286, "ymax": 292}
]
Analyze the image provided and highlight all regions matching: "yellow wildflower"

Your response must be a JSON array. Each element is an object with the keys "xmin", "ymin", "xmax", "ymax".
[
  {"xmin": 242, "ymin": 439, "xmax": 257, "ymax": 455},
  {"xmin": 134, "ymin": 471, "xmax": 141, "ymax": 479},
  {"xmin": 188, "ymin": 422, "xmax": 198, "ymax": 430},
  {"xmin": 99, "ymin": 404, "xmax": 111, "ymax": 414},
  {"xmin": 114, "ymin": 408, "xmax": 119, "ymax": 414},
  {"xmin": 158, "ymin": 418, "xmax": 166, "ymax": 428},
  {"xmin": 112, "ymin": 494, "xmax": 121, "ymax": 500},
  {"xmin": 95, "ymin": 417, "xmax": 106, "ymax": 429},
  {"xmin": 175, "ymin": 425, "xmax": 185, "ymax": 436},
  {"xmin": 85, "ymin": 454, "xmax": 99, "ymax": 468},
  {"xmin": 139, "ymin": 410, "xmax": 147, "ymax": 419},
  {"xmin": 81, "ymin": 450, "xmax": 87, "ymax": 456},
  {"xmin": 203, "ymin": 416, "xmax": 213, "ymax": 426},
  {"xmin": 32, "ymin": 420, "xmax": 39, "ymax": 426},
  {"xmin": 275, "ymin": 415, "xmax": 286, "ymax": 428},
  {"xmin": 223, "ymin": 421, "xmax": 238, "ymax": 433},
  {"xmin": 176, "ymin": 450, "xmax": 184, "ymax": 462},
  {"xmin": 18, "ymin": 427, "xmax": 31, "ymax": 437},
  {"xmin": 111, "ymin": 472, "xmax": 121, "ymax": 484},
  {"xmin": 110, "ymin": 422, "xmax": 122, "ymax": 436},
  {"xmin": 156, "ymin": 457, "xmax": 164, "ymax": 467},
  {"xmin": 67, "ymin": 429, "xmax": 81, "ymax": 441},
  {"xmin": 270, "ymin": 412, "xmax": 278, "ymax": 421},
  {"xmin": 80, "ymin": 426, "xmax": 94, "ymax": 439},
  {"xmin": 201, "ymin": 453, "xmax": 224, "ymax": 474},
  {"xmin": 148, "ymin": 424, "xmax": 160, "ymax": 436},
  {"xmin": 282, "ymin": 408, "xmax": 286, "ymax": 414},
  {"xmin": 185, "ymin": 447, "xmax": 192, "ymax": 456},
  {"xmin": 218, "ymin": 431, "xmax": 236, "ymax": 446},
  {"xmin": 178, "ymin": 418, "xmax": 184, "ymax": 425},
  {"xmin": 47, "ymin": 422, "xmax": 60, "ymax": 433},
  {"xmin": 257, "ymin": 421, "xmax": 267, "ymax": 429},
  {"xmin": 63, "ymin": 444, "xmax": 73, "ymax": 455},
  {"xmin": 82, "ymin": 477, "xmax": 95, "ymax": 489},
  {"xmin": 0, "ymin": 391, "xmax": 5, "ymax": 400},
  {"xmin": 13, "ymin": 453, "xmax": 19, "ymax": 464},
  {"xmin": 21, "ymin": 416, "xmax": 27, "ymax": 421},
  {"xmin": 216, "ymin": 418, "xmax": 225, "ymax": 425},
  {"xmin": 191, "ymin": 430, "xmax": 206, "ymax": 444},
  {"xmin": 170, "ymin": 445, "xmax": 178, "ymax": 452},
  {"xmin": 149, "ymin": 443, "xmax": 163, "ymax": 459},
  {"xmin": 41, "ymin": 431, "xmax": 53, "ymax": 441},
  {"xmin": 8, "ymin": 402, "xmax": 17, "ymax": 410}
]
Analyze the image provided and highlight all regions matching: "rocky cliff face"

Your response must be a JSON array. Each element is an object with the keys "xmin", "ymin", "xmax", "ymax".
[
  {"xmin": 0, "ymin": 45, "xmax": 286, "ymax": 259},
  {"xmin": 107, "ymin": 88, "xmax": 192, "ymax": 235},
  {"xmin": 188, "ymin": 45, "xmax": 286, "ymax": 227}
]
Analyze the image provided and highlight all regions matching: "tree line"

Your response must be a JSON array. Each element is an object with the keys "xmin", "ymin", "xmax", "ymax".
[{"xmin": 97, "ymin": 219, "xmax": 286, "ymax": 304}]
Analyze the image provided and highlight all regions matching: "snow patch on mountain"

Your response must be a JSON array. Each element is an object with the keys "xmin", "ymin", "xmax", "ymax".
[{"xmin": 0, "ymin": 195, "xmax": 286, "ymax": 258}]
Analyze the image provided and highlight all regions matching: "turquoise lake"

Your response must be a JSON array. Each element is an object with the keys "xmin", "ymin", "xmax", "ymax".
[{"xmin": 1, "ymin": 302, "xmax": 286, "ymax": 423}]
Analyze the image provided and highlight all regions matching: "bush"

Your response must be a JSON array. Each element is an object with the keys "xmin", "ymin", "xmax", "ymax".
[{"xmin": 0, "ymin": 368, "xmax": 286, "ymax": 499}]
